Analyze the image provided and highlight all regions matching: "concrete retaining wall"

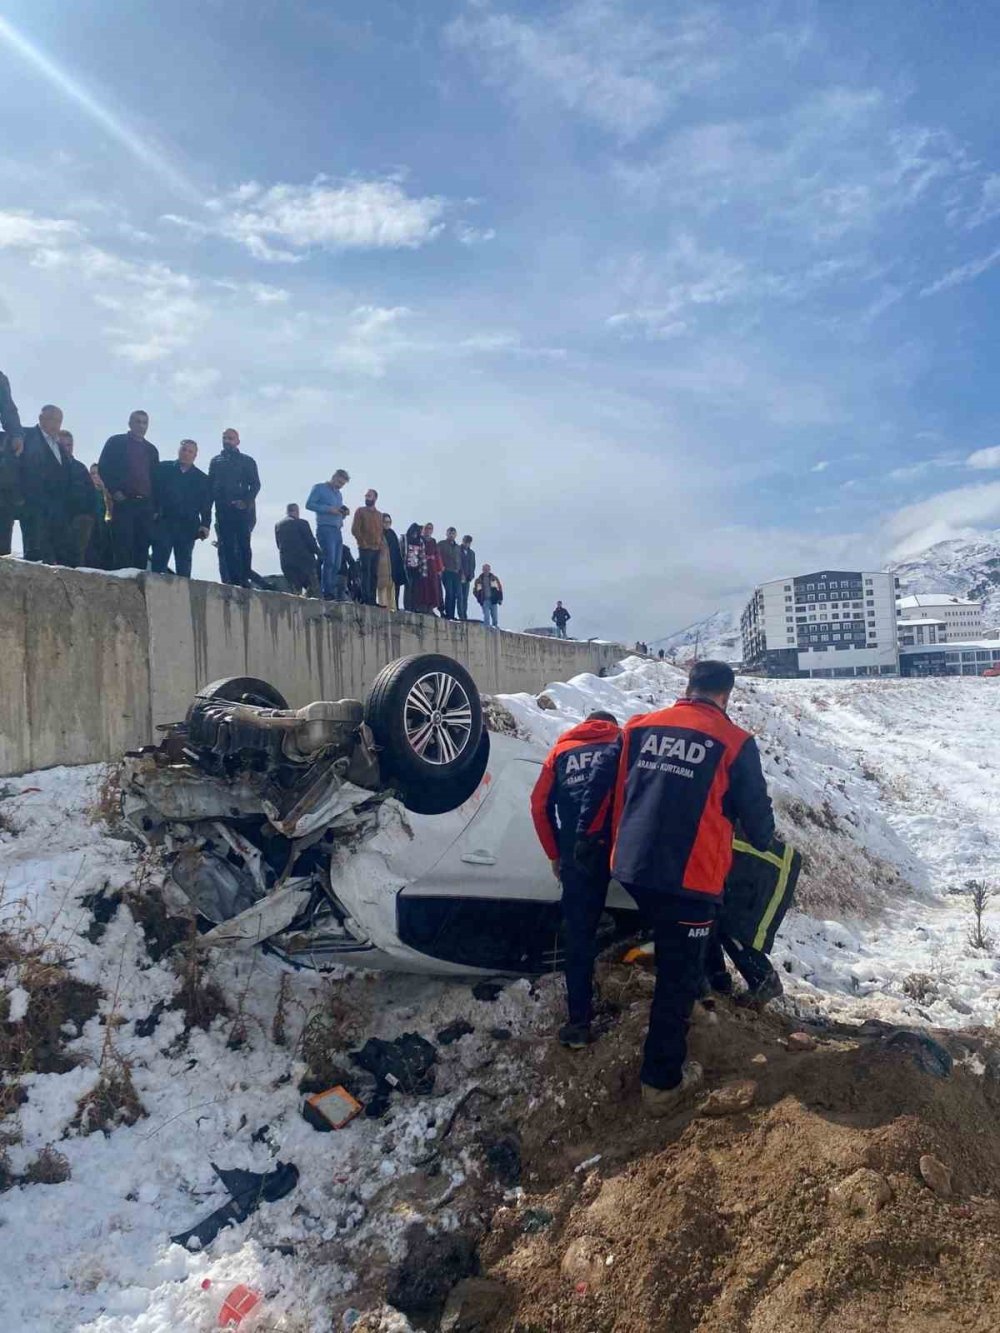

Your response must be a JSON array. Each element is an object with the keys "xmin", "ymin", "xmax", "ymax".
[{"xmin": 0, "ymin": 560, "xmax": 626, "ymax": 776}]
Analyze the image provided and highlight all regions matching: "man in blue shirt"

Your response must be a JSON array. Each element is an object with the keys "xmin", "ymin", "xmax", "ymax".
[{"xmin": 306, "ymin": 468, "xmax": 350, "ymax": 599}]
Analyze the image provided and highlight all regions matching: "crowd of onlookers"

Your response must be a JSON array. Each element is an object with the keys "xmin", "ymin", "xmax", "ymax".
[
  {"xmin": 277, "ymin": 469, "xmax": 505, "ymax": 625},
  {"xmin": 0, "ymin": 370, "xmax": 510, "ymax": 628}
]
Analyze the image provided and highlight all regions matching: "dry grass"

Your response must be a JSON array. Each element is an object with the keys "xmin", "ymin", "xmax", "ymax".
[
  {"xmin": 70, "ymin": 1054, "xmax": 146, "ymax": 1137},
  {"xmin": 89, "ymin": 762, "xmax": 124, "ymax": 829},
  {"xmin": 172, "ymin": 923, "xmax": 229, "ymax": 1033},
  {"xmin": 299, "ymin": 989, "xmax": 362, "ymax": 1088},
  {"xmin": 23, "ymin": 1145, "xmax": 71, "ymax": 1185},
  {"xmin": 0, "ymin": 931, "xmax": 100, "ymax": 1121}
]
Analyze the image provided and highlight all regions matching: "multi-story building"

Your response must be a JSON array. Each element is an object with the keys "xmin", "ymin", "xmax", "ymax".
[
  {"xmin": 897, "ymin": 618, "xmax": 946, "ymax": 647},
  {"xmin": 899, "ymin": 639, "xmax": 1000, "ymax": 676},
  {"xmin": 897, "ymin": 594, "xmax": 983, "ymax": 640},
  {"xmin": 741, "ymin": 569, "xmax": 899, "ymax": 678}
]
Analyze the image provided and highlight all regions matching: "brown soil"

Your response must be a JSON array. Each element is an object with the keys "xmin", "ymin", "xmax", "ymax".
[{"xmin": 464, "ymin": 976, "xmax": 1000, "ymax": 1333}]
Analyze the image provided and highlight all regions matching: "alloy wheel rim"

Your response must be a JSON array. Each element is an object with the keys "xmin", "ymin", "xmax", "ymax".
[{"xmin": 403, "ymin": 672, "xmax": 474, "ymax": 765}]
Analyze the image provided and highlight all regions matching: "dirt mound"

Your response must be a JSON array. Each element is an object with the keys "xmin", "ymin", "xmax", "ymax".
[{"xmin": 466, "ymin": 984, "xmax": 1000, "ymax": 1333}]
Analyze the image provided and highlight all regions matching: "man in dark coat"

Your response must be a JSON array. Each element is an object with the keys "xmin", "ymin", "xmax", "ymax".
[
  {"xmin": 20, "ymin": 403, "xmax": 67, "ymax": 563},
  {"xmin": 57, "ymin": 430, "xmax": 99, "ymax": 567},
  {"xmin": 98, "ymin": 410, "xmax": 159, "ymax": 570},
  {"xmin": 151, "ymin": 439, "xmax": 210, "ymax": 578},
  {"xmin": 207, "ymin": 427, "xmax": 260, "ymax": 588},
  {"xmin": 275, "ymin": 502, "xmax": 321, "ymax": 595},
  {"xmin": 552, "ymin": 601, "xmax": 572, "ymax": 638},
  {"xmin": 458, "ymin": 535, "xmax": 476, "ymax": 621},
  {"xmin": 0, "ymin": 370, "xmax": 23, "ymax": 557},
  {"xmin": 577, "ymin": 660, "xmax": 774, "ymax": 1117},
  {"xmin": 531, "ymin": 711, "xmax": 622, "ymax": 1048}
]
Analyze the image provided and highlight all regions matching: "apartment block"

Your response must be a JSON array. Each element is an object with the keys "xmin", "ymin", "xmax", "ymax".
[
  {"xmin": 897, "ymin": 594, "xmax": 983, "ymax": 640},
  {"xmin": 741, "ymin": 569, "xmax": 899, "ymax": 678}
]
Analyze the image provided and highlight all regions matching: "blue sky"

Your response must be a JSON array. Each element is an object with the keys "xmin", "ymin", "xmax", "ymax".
[{"xmin": 3, "ymin": 0, "xmax": 1000, "ymax": 638}]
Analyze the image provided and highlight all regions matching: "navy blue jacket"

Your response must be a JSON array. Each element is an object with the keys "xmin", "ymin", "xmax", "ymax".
[
  {"xmin": 531, "ymin": 718, "xmax": 622, "ymax": 861},
  {"xmin": 578, "ymin": 697, "xmax": 774, "ymax": 904}
]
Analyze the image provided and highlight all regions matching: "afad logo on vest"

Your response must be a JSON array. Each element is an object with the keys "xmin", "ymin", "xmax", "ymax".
[{"xmin": 639, "ymin": 733, "xmax": 713, "ymax": 764}]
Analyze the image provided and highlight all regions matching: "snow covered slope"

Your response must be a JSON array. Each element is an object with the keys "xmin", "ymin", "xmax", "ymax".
[
  {"xmin": 656, "ymin": 609, "xmax": 741, "ymax": 663},
  {"xmin": 4, "ymin": 659, "xmax": 1000, "ymax": 1329},
  {"xmin": 890, "ymin": 531, "xmax": 1000, "ymax": 625}
]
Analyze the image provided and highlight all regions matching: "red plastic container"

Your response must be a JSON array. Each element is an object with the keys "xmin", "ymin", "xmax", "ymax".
[{"xmin": 218, "ymin": 1284, "xmax": 261, "ymax": 1327}]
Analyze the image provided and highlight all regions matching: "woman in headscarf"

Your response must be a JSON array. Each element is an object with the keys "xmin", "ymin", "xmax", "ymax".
[
  {"xmin": 403, "ymin": 521, "xmax": 427, "ymax": 612},
  {"xmin": 419, "ymin": 521, "xmax": 444, "ymax": 616},
  {"xmin": 378, "ymin": 512, "xmax": 406, "ymax": 610}
]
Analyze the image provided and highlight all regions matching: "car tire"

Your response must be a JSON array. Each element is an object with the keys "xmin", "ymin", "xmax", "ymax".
[
  {"xmin": 364, "ymin": 654, "xmax": 486, "ymax": 810},
  {"xmin": 193, "ymin": 676, "xmax": 290, "ymax": 711},
  {"xmin": 397, "ymin": 731, "xmax": 491, "ymax": 815}
]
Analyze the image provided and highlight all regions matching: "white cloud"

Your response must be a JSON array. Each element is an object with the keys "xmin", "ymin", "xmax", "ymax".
[
  {"xmin": 887, "ymin": 480, "xmax": 1000, "ymax": 557},
  {"xmin": 606, "ymin": 311, "xmax": 687, "ymax": 340},
  {"xmin": 0, "ymin": 211, "xmax": 81, "ymax": 248},
  {"xmin": 329, "ymin": 305, "xmax": 415, "ymax": 377},
  {"xmin": 961, "ymin": 173, "xmax": 1000, "ymax": 229},
  {"xmin": 921, "ymin": 246, "xmax": 1000, "ymax": 296},
  {"xmin": 967, "ymin": 445, "xmax": 1000, "ymax": 470},
  {"xmin": 170, "ymin": 366, "xmax": 222, "ymax": 399},
  {"xmin": 811, "ymin": 460, "xmax": 829, "ymax": 472},
  {"xmin": 455, "ymin": 222, "xmax": 497, "ymax": 245},
  {"xmin": 208, "ymin": 177, "xmax": 448, "ymax": 261},
  {"xmin": 448, "ymin": 0, "xmax": 724, "ymax": 140},
  {"xmin": 618, "ymin": 90, "xmax": 971, "ymax": 245}
]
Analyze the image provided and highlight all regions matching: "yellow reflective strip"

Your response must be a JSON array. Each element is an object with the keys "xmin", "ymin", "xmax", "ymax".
[
  {"xmin": 752, "ymin": 843, "xmax": 794, "ymax": 951},
  {"xmin": 732, "ymin": 838, "xmax": 784, "ymax": 870}
]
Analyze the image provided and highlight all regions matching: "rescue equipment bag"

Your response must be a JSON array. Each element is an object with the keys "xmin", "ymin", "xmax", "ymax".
[{"xmin": 720, "ymin": 835, "xmax": 800, "ymax": 954}]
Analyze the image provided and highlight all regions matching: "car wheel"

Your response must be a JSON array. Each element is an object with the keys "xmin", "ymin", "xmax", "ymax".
[
  {"xmin": 364, "ymin": 654, "xmax": 486, "ymax": 809},
  {"xmin": 193, "ymin": 676, "xmax": 290, "ymax": 710},
  {"xmin": 397, "ymin": 731, "xmax": 491, "ymax": 815}
]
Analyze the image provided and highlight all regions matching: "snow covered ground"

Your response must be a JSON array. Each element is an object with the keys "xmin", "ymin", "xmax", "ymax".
[{"xmin": 3, "ymin": 658, "xmax": 1000, "ymax": 1330}]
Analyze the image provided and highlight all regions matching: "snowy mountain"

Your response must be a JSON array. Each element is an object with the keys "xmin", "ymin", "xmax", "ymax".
[
  {"xmin": 656, "ymin": 608, "xmax": 741, "ymax": 663},
  {"xmin": 890, "ymin": 531, "xmax": 1000, "ymax": 627}
]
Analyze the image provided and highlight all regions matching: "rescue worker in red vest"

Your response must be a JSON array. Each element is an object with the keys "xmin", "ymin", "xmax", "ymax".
[
  {"xmin": 577, "ymin": 660, "xmax": 774, "ymax": 1116},
  {"xmin": 530, "ymin": 710, "xmax": 622, "ymax": 1049}
]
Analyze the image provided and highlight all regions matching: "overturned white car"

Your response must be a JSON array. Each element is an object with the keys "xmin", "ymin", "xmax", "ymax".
[{"xmin": 122, "ymin": 654, "xmax": 639, "ymax": 976}]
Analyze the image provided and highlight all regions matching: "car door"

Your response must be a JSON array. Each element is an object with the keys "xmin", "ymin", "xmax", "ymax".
[{"xmin": 395, "ymin": 748, "xmax": 566, "ymax": 971}]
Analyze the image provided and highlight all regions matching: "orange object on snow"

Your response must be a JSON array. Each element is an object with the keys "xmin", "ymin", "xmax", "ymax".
[
  {"xmin": 305, "ymin": 1085, "xmax": 363, "ymax": 1129},
  {"xmin": 218, "ymin": 1284, "xmax": 261, "ymax": 1326}
]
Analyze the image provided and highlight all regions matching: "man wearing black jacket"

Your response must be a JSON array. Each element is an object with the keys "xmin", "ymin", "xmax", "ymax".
[
  {"xmin": 577, "ymin": 659, "xmax": 774, "ymax": 1116},
  {"xmin": 0, "ymin": 370, "xmax": 23, "ymax": 557},
  {"xmin": 98, "ymin": 410, "xmax": 159, "ymax": 570},
  {"xmin": 275, "ymin": 502, "xmax": 321, "ymax": 595},
  {"xmin": 20, "ymin": 403, "xmax": 67, "ymax": 563},
  {"xmin": 57, "ymin": 430, "xmax": 99, "ymax": 567},
  {"xmin": 208, "ymin": 427, "xmax": 260, "ymax": 588},
  {"xmin": 151, "ymin": 440, "xmax": 211, "ymax": 578}
]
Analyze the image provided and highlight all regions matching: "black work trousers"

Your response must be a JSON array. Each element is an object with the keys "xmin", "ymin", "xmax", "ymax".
[
  {"xmin": 151, "ymin": 522, "xmax": 197, "ymax": 578},
  {"xmin": 358, "ymin": 547, "xmax": 379, "ymax": 605},
  {"xmin": 111, "ymin": 497, "xmax": 154, "ymax": 570},
  {"xmin": 217, "ymin": 506, "xmax": 253, "ymax": 587},
  {"xmin": 706, "ymin": 926, "xmax": 777, "ymax": 993},
  {"xmin": 560, "ymin": 861, "xmax": 610, "ymax": 1026},
  {"xmin": 626, "ymin": 885, "xmax": 717, "ymax": 1090}
]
